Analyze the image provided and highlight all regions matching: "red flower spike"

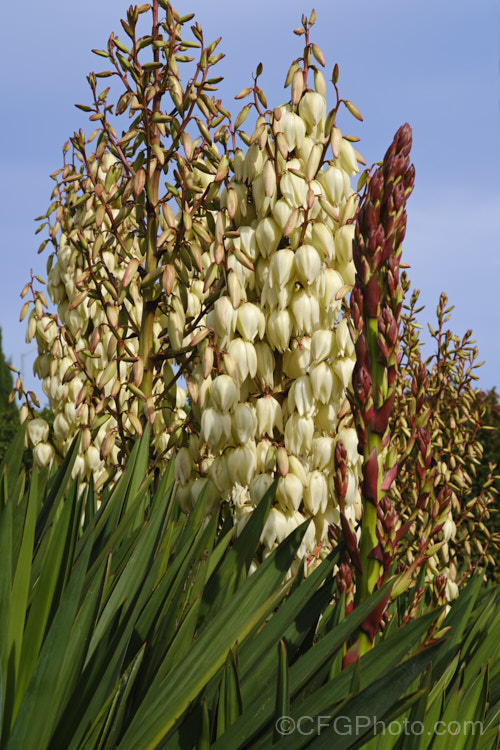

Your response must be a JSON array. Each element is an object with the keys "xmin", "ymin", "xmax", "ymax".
[
  {"xmin": 360, "ymin": 590, "xmax": 392, "ymax": 642},
  {"xmin": 340, "ymin": 513, "xmax": 363, "ymax": 573}
]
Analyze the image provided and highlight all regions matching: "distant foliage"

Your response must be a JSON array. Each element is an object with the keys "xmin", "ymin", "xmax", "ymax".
[{"xmin": 0, "ymin": 328, "xmax": 20, "ymax": 464}]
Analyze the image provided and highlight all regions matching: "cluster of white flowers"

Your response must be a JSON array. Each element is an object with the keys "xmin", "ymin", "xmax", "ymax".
[
  {"xmin": 24, "ymin": 76, "xmax": 364, "ymax": 572},
  {"xmin": 24, "ymin": 152, "xmax": 194, "ymax": 487},
  {"xmin": 175, "ymin": 82, "xmax": 365, "ymax": 572}
]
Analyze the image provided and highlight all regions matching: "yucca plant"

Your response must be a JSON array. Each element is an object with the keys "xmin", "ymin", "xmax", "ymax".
[{"xmin": 1, "ymin": 425, "xmax": 499, "ymax": 749}]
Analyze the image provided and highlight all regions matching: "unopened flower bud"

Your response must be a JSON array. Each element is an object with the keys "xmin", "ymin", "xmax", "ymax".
[
  {"xmin": 314, "ymin": 69, "xmax": 327, "ymax": 97},
  {"xmin": 262, "ymin": 159, "xmax": 277, "ymax": 197},
  {"xmin": 277, "ymin": 446, "xmax": 289, "ymax": 477}
]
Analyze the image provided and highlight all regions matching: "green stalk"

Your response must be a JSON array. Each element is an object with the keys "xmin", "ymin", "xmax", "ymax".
[{"xmin": 138, "ymin": 0, "xmax": 162, "ymax": 401}]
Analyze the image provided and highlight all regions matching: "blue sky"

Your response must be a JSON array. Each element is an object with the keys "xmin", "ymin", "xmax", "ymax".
[{"xmin": 1, "ymin": 0, "xmax": 498, "ymax": 400}]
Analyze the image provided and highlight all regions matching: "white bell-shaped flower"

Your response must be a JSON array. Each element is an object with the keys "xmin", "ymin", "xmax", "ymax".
[
  {"xmin": 338, "ymin": 138, "xmax": 360, "ymax": 176},
  {"xmin": 270, "ymin": 249, "xmax": 295, "ymax": 288},
  {"xmin": 256, "ymin": 395, "xmax": 283, "ymax": 437},
  {"xmin": 174, "ymin": 446, "xmax": 193, "ymax": 484},
  {"xmin": 291, "ymin": 289, "xmax": 320, "ymax": 336},
  {"xmin": 211, "ymin": 374, "xmax": 239, "ymax": 413},
  {"xmin": 303, "ymin": 470, "xmax": 328, "ymax": 515},
  {"xmin": 214, "ymin": 296, "xmax": 236, "ymax": 337},
  {"xmin": 312, "ymin": 436, "xmax": 335, "ymax": 471},
  {"xmin": 319, "ymin": 165, "xmax": 345, "ymax": 205},
  {"xmin": 279, "ymin": 109, "xmax": 306, "ymax": 152},
  {"xmin": 254, "ymin": 341, "xmax": 275, "ymax": 389},
  {"xmin": 337, "ymin": 428, "xmax": 360, "ymax": 467},
  {"xmin": 288, "ymin": 375, "xmax": 315, "ymax": 418},
  {"xmin": 288, "ymin": 454, "xmax": 308, "ymax": 487},
  {"xmin": 280, "ymin": 171, "xmax": 307, "ymax": 209},
  {"xmin": 209, "ymin": 454, "xmax": 230, "ymax": 495},
  {"xmin": 255, "ymin": 217, "xmax": 281, "ymax": 258},
  {"xmin": 315, "ymin": 402, "xmax": 338, "ymax": 434},
  {"xmin": 27, "ymin": 417, "xmax": 49, "ymax": 446},
  {"xmin": 33, "ymin": 442, "xmax": 55, "ymax": 468},
  {"xmin": 236, "ymin": 302, "xmax": 265, "ymax": 342},
  {"xmin": 285, "ymin": 414, "xmax": 314, "ymax": 456},
  {"xmin": 232, "ymin": 403, "xmax": 257, "ymax": 444},
  {"xmin": 298, "ymin": 91, "xmax": 326, "ymax": 135},
  {"xmin": 283, "ymin": 337, "xmax": 311, "ymax": 379},
  {"xmin": 255, "ymin": 438, "xmax": 272, "ymax": 473},
  {"xmin": 320, "ymin": 268, "xmax": 344, "ymax": 310},
  {"xmin": 312, "ymin": 222, "xmax": 335, "ymax": 261},
  {"xmin": 277, "ymin": 473, "xmax": 303, "ymax": 513},
  {"xmin": 345, "ymin": 467, "xmax": 361, "ymax": 507},
  {"xmin": 310, "ymin": 362, "xmax": 334, "ymax": 404},
  {"xmin": 314, "ymin": 505, "xmax": 341, "ymax": 542},
  {"xmin": 249, "ymin": 473, "xmax": 274, "ymax": 506},
  {"xmin": 294, "ymin": 245, "xmax": 322, "ymax": 287},
  {"xmin": 336, "ymin": 224, "xmax": 355, "ymax": 265},
  {"xmin": 310, "ymin": 329, "xmax": 334, "ymax": 364},
  {"xmin": 243, "ymin": 143, "xmax": 265, "ymax": 181},
  {"xmin": 332, "ymin": 357, "xmax": 355, "ymax": 389},
  {"xmin": 239, "ymin": 225, "xmax": 258, "ymax": 261},
  {"xmin": 272, "ymin": 199, "xmax": 298, "ymax": 234},
  {"xmin": 227, "ymin": 444, "xmax": 257, "ymax": 487},
  {"xmin": 260, "ymin": 507, "xmax": 289, "ymax": 548},
  {"xmin": 267, "ymin": 309, "xmax": 293, "ymax": 352},
  {"xmin": 84, "ymin": 445, "xmax": 101, "ymax": 473}
]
